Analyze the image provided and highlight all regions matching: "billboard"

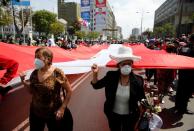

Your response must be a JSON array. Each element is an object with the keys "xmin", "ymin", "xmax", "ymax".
[
  {"xmin": 94, "ymin": 7, "xmax": 106, "ymax": 29},
  {"xmin": 81, "ymin": 0, "xmax": 90, "ymax": 7},
  {"xmin": 95, "ymin": 0, "xmax": 106, "ymax": 8},
  {"xmin": 12, "ymin": 0, "xmax": 30, "ymax": 6},
  {"xmin": 81, "ymin": 11, "xmax": 90, "ymax": 21}
]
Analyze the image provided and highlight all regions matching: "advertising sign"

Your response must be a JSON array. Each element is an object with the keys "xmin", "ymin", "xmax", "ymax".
[
  {"xmin": 81, "ymin": 11, "xmax": 90, "ymax": 21},
  {"xmin": 95, "ymin": 0, "xmax": 106, "ymax": 8},
  {"xmin": 95, "ymin": 7, "xmax": 106, "ymax": 26},
  {"xmin": 12, "ymin": 0, "xmax": 30, "ymax": 6},
  {"xmin": 81, "ymin": 0, "xmax": 90, "ymax": 7}
]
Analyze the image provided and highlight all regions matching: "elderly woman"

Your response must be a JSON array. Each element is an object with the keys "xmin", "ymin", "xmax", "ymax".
[
  {"xmin": 91, "ymin": 46, "xmax": 145, "ymax": 131},
  {"xmin": 20, "ymin": 47, "xmax": 73, "ymax": 131}
]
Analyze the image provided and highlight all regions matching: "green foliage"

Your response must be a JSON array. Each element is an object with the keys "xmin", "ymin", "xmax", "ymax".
[
  {"xmin": 0, "ymin": 0, "xmax": 10, "ymax": 6},
  {"xmin": 75, "ymin": 31, "xmax": 86, "ymax": 39},
  {"xmin": 50, "ymin": 21, "xmax": 65, "ymax": 35},
  {"xmin": 142, "ymin": 29, "xmax": 154, "ymax": 38},
  {"xmin": 163, "ymin": 23, "xmax": 175, "ymax": 36},
  {"xmin": 154, "ymin": 23, "xmax": 175, "ymax": 38},
  {"xmin": 87, "ymin": 31, "xmax": 100, "ymax": 40},
  {"xmin": 0, "ymin": 7, "xmax": 12, "ymax": 26},
  {"xmin": 191, "ymin": 13, "xmax": 194, "ymax": 22},
  {"xmin": 72, "ymin": 19, "xmax": 81, "ymax": 32},
  {"xmin": 32, "ymin": 10, "xmax": 57, "ymax": 35},
  {"xmin": 129, "ymin": 35, "xmax": 136, "ymax": 41}
]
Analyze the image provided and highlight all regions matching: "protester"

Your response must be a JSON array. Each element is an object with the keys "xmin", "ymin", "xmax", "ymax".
[
  {"xmin": 20, "ymin": 47, "xmax": 73, "ymax": 131},
  {"xmin": 156, "ymin": 43, "xmax": 177, "ymax": 103},
  {"xmin": 174, "ymin": 33, "xmax": 194, "ymax": 114},
  {"xmin": 0, "ymin": 55, "xmax": 19, "ymax": 96},
  {"xmin": 91, "ymin": 46, "xmax": 145, "ymax": 131}
]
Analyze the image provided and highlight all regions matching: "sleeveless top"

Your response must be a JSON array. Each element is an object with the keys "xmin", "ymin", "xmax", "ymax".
[{"xmin": 29, "ymin": 68, "xmax": 67, "ymax": 118}]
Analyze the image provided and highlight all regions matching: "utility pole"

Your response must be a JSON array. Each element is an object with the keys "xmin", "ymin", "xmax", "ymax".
[
  {"xmin": 11, "ymin": 0, "xmax": 16, "ymax": 40},
  {"xmin": 21, "ymin": 5, "xmax": 26, "ymax": 44},
  {"xmin": 136, "ymin": 10, "xmax": 149, "ymax": 41}
]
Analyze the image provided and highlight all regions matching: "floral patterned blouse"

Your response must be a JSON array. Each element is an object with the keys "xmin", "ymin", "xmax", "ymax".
[{"xmin": 29, "ymin": 68, "xmax": 67, "ymax": 118}]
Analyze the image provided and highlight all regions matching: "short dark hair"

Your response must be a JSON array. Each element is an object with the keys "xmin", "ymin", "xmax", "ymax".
[{"xmin": 35, "ymin": 47, "xmax": 53, "ymax": 65}]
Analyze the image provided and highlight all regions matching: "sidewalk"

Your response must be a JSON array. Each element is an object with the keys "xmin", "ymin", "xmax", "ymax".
[{"xmin": 160, "ymin": 92, "xmax": 194, "ymax": 131}]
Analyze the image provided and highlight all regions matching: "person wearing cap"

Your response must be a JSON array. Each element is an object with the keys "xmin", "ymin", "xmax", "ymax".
[{"xmin": 91, "ymin": 45, "xmax": 146, "ymax": 131}]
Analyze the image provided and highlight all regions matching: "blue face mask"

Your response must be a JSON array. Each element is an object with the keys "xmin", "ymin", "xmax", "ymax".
[
  {"xmin": 34, "ymin": 58, "xmax": 45, "ymax": 69},
  {"xmin": 120, "ymin": 65, "xmax": 132, "ymax": 75}
]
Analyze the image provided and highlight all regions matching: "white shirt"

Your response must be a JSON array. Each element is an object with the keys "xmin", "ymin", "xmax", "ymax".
[{"xmin": 113, "ymin": 83, "xmax": 130, "ymax": 115}]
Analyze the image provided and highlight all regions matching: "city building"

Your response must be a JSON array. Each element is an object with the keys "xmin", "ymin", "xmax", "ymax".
[
  {"xmin": 154, "ymin": 0, "xmax": 194, "ymax": 36},
  {"xmin": 80, "ymin": 0, "xmax": 120, "ymax": 40},
  {"xmin": 132, "ymin": 28, "xmax": 140, "ymax": 38},
  {"xmin": 116, "ymin": 26, "xmax": 123, "ymax": 40},
  {"xmin": 58, "ymin": 0, "xmax": 81, "ymax": 26}
]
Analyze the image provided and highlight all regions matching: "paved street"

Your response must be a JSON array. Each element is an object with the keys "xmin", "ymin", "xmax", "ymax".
[{"xmin": 0, "ymin": 68, "xmax": 194, "ymax": 131}]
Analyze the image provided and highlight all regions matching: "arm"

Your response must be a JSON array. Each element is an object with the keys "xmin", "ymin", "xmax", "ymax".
[
  {"xmin": 60, "ymin": 78, "xmax": 72, "ymax": 110},
  {"xmin": 91, "ymin": 64, "xmax": 108, "ymax": 89},
  {"xmin": 20, "ymin": 72, "xmax": 30, "ymax": 89},
  {"xmin": 55, "ymin": 69, "xmax": 72, "ymax": 120},
  {"xmin": 91, "ymin": 64, "xmax": 98, "ymax": 84}
]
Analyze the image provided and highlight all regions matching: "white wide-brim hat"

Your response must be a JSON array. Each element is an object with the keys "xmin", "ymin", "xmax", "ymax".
[{"xmin": 109, "ymin": 45, "xmax": 141, "ymax": 64}]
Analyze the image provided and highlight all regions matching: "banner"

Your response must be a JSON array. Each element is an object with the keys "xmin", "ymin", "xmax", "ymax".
[
  {"xmin": 81, "ymin": 0, "xmax": 90, "ymax": 7},
  {"xmin": 81, "ymin": 11, "xmax": 90, "ymax": 21},
  {"xmin": 12, "ymin": 0, "xmax": 30, "ymax": 6},
  {"xmin": 94, "ymin": 7, "xmax": 106, "ymax": 28},
  {"xmin": 95, "ymin": 0, "xmax": 106, "ymax": 8}
]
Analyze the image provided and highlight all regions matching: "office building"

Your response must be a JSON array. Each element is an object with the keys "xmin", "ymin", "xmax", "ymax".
[{"xmin": 154, "ymin": 0, "xmax": 194, "ymax": 36}]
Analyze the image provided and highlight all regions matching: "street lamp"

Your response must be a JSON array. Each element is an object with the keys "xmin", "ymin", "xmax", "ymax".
[{"xmin": 136, "ymin": 10, "xmax": 150, "ymax": 40}]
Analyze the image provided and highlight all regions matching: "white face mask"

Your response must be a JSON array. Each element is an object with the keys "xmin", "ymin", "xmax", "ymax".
[
  {"xmin": 120, "ymin": 65, "xmax": 132, "ymax": 75},
  {"xmin": 34, "ymin": 58, "xmax": 45, "ymax": 69}
]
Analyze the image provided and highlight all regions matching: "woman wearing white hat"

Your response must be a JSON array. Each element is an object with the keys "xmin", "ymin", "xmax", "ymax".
[{"xmin": 91, "ymin": 45, "xmax": 146, "ymax": 131}]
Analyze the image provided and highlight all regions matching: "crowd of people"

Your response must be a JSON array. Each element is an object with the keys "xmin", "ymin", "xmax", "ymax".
[
  {"xmin": 0, "ymin": 33, "xmax": 194, "ymax": 131},
  {"xmin": 144, "ymin": 33, "xmax": 194, "ymax": 115}
]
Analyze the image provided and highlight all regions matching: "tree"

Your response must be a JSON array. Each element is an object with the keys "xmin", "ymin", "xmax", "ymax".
[
  {"xmin": 128, "ymin": 35, "xmax": 136, "ymax": 41},
  {"xmin": 75, "ymin": 31, "xmax": 86, "ymax": 39},
  {"xmin": 72, "ymin": 19, "xmax": 81, "ymax": 31},
  {"xmin": 87, "ymin": 31, "xmax": 100, "ymax": 40},
  {"xmin": 12, "ymin": 7, "xmax": 31, "ymax": 34},
  {"xmin": 0, "ymin": 0, "xmax": 10, "ymax": 7},
  {"xmin": 0, "ymin": 7, "xmax": 12, "ymax": 38},
  {"xmin": 50, "ymin": 21, "xmax": 65, "ymax": 36},
  {"xmin": 32, "ymin": 10, "xmax": 57, "ymax": 35},
  {"xmin": 142, "ymin": 29, "xmax": 154, "ymax": 39},
  {"xmin": 0, "ymin": 7, "xmax": 12, "ymax": 26},
  {"xmin": 154, "ymin": 23, "xmax": 175, "ymax": 38},
  {"xmin": 153, "ymin": 26, "xmax": 164, "ymax": 38},
  {"xmin": 163, "ymin": 23, "xmax": 175, "ymax": 37},
  {"xmin": 191, "ymin": 13, "xmax": 194, "ymax": 22}
]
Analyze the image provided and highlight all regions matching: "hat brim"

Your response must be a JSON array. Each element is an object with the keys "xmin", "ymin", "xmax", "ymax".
[{"xmin": 109, "ymin": 54, "xmax": 141, "ymax": 63}]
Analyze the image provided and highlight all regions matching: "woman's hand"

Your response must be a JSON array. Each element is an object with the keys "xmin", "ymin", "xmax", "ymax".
[
  {"xmin": 19, "ymin": 72, "xmax": 26, "ymax": 83},
  {"xmin": 55, "ymin": 106, "xmax": 65, "ymax": 120},
  {"xmin": 91, "ymin": 64, "xmax": 98, "ymax": 84},
  {"xmin": 91, "ymin": 64, "xmax": 99, "ymax": 73}
]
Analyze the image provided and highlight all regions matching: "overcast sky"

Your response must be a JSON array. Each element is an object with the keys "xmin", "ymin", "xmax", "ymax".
[{"xmin": 31, "ymin": 0, "xmax": 166, "ymax": 39}]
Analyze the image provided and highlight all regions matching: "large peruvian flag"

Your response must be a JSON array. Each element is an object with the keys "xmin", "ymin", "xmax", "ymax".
[
  {"xmin": 107, "ymin": 44, "xmax": 194, "ymax": 69},
  {"xmin": 1, "ymin": 42, "xmax": 194, "ymax": 86}
]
